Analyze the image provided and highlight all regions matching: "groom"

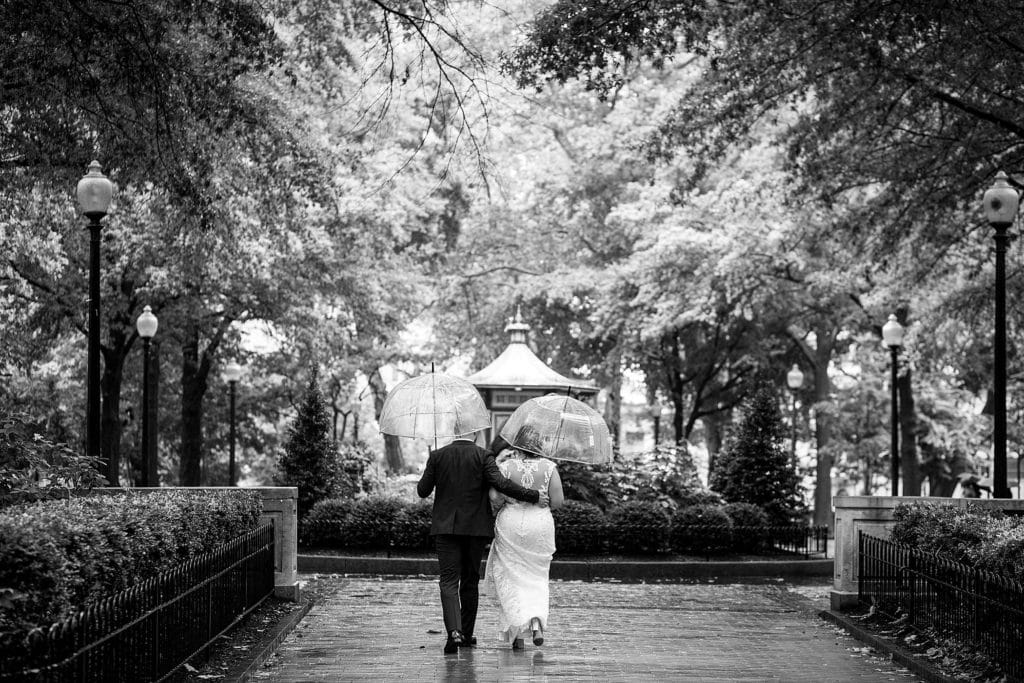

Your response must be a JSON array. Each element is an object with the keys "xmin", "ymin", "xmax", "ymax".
[{"xmin": 418, "ymin": 431, "xmax": 548, "ymax": 654}]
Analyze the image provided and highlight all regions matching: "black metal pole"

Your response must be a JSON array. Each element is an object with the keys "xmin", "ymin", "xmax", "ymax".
[
  {"xmin": 890, "ymin": 346, "xmax": 900, "ymax": 496},
  {"xmin": 229, "ymin": 380, "xmax": 237, "ymax": 486},
  {"xmin": 653, "ymin": 415, "xmax": 660, "ymax": 446},
  {"xmin": 994, "ymin": 226, "xmax": 1011, "ymax": 498},
  {"xmin": 791, "ymin": 393, "xmax": 798, "ymax": 469},
  {"xmin": 141, "ymin": 338, "xmax": 155, "ymax": 486},
  {"xmin": 87, "ymin": 218, "xmax": 102, "ymax": 466}
]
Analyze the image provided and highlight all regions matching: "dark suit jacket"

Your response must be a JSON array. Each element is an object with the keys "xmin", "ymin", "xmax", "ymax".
[{"xmin": 417, "ymin": 439, "xmax": 540, "ymax": 537}]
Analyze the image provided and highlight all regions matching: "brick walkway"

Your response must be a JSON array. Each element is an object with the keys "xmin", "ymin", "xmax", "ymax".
[{"xmin": 255, "ymin": 576, "xmax": 920, "ymax": 682}]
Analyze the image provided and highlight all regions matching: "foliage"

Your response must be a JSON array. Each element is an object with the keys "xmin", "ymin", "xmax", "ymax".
[
  {"xmin": 0, "ymin": 411, "xmax": 106, "ymax": 501},
  {"xmin": 300, "ymin": 495, "xmax": 429, "ymax": 551},
  {"xmin": 335, "ymin": 441, "xmax": 377, "ymax": 499},
  {"xmin": 721, "ymin": 502, "xmax": 771, "ymax": 552},
  {"xmin": 670, "ymin": 504, "xmax": 733, "ymax": 555},
  {"xmin": 891, "ymin": 503, "xmax": 1005, "ymax": 565},
  {"xmin": 710, "ymin": 386, "xmax": 805, "ymax": 524},
  {"xmin": 0, "ymin": 490, "xmax": 261, "ymax": 640},
  {"xmin": 552, "ymin": 500, "xmax": 607, "ymax": 555},
  {"xmin": 276, "ymin": 371, "xmax": 339, "ymax": 519},
  {"xmin": 971, "ymin": 519, "xmax": 1024, "ymax": 582},
  {"xmin": 605, "ymin": 500, "xmax": 671, "ymax": 555}
]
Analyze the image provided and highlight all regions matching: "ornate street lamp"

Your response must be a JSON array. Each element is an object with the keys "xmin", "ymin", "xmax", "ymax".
[
  {"xmin": 136, "ymin": 306, "xmax": 158, "ymax": 487},
  {"xmin": 983, "ymin": 171, "xmax": 1018, "ymax": 498},
  {"xmin": 222, "ymin": 360, "xmax": 243, "ymax": 486},
  {"xmin": 786, "ymin": 364, "xmax": 804, "ymax": 468},
  {"xmin": 76, "ymin": 161, "xmax": 113, "ymax": 472},
  {"xmin": 882, "ymin": 314, "xmax": 905, "ymax": 496}
]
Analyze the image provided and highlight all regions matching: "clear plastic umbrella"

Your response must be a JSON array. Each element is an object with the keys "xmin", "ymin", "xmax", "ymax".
[
  {"xmin": 379, "ymin": 370, "xmax": 490, "ymax": 443},
  {"xmin": 500, "ymin": 393, "xmax": 612, "ymax": 464}
]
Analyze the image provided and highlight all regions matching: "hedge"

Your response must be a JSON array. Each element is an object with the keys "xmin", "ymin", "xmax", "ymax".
[
  {"xmin": 301, "ymin": 497, "xmax": 811, "ymax": 559},
  {"xmin": 0, "ymin": 490, "xmax": 262, "ymax": 640}
]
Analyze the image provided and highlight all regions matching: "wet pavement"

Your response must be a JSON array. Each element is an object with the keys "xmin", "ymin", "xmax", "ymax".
[{"xmin": 255, "ymin": 575, "xmax": 921, "ymax": 682}]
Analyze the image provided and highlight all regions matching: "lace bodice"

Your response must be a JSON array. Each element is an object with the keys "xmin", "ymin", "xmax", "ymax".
[{"xmin": 498, "ymin": 455, "xmax": 555, "ymax": 503}]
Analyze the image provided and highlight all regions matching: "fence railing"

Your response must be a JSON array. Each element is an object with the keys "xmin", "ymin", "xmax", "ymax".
[
  {"xmin": 2, "ymin": 522, "xmax": 275, "ymax": 682},
  {"xmin": 858, "ymin": 531, "xmax": 1024, "ymax": 680}
]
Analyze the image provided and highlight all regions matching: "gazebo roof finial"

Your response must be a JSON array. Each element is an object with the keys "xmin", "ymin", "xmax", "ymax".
[{"xmin": 504, "ymin": 305, "xmax": 530, "ymax": 343}]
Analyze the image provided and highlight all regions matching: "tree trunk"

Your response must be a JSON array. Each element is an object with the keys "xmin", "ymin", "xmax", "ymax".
[
  {"xmin": 100, "ymin": 338, "xmax": 128, "ymax": 486},
  {"xmin": 898, "ymin": 367, "xmax": 921, "ymax": 495},
  {"xmin": 180, "ymin": 324, "xmax": 206, "ymax": 486},
  {"xmin": 811, "ymin": 324, "xmax": 836, "ymax": 529},
  {"xmin": 604, "ymin": 348, "xmax": 622, "ymax": 448},
  {"xmin": 367, "ymin": 366, "xmax": 404, "ymax": 472},
  {"xmin": 701, "ymin": 413, "xmax": 723, "ymax": 483}
]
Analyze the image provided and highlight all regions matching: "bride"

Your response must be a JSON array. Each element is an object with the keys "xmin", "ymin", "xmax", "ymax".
[{"xmin": 485, "ymin": 428, "xmax": 565, "ymax": 649}]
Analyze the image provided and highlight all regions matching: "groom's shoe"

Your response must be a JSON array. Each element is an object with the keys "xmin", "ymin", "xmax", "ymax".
[
  {"xmin": 459, "ymin": 635, "xmax": 477, "ymax": 648},
  {"xmin": 444, "ymin": 630, "xmax": 464, "ymax": 655}
]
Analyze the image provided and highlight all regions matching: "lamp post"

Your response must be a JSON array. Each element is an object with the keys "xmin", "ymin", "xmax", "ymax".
[
  {"xmin": 223, "ymin": 361, "xmax": 242, "ymax": 486},
  {"xmin": 882, "ymin": 314, "xmax": 904, "ymax": 496},
  {"xmin": 76, "ymin": 161, "xmax": 113, "ymax": 470},
  {"xmin": 136, "ymin": 306, "xmax": 158, "ymax": 486},
  {"xmin": 786, "ymin": 363, "xmax": 804, "ymax": 469},
  {"xmin": 983, "ymin": 171, "xmax": 1017, "ymax": 498}
]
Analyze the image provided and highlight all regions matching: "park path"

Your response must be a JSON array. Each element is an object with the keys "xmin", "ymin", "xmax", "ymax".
[{"xmin": 254, "ymin": 575, "xmax": 920, "ymax": 682}]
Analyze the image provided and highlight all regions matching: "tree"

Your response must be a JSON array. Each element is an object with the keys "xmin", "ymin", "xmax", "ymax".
[
  {"xmin": 276, "ymin": 369, "xmax": 339, "ymax": 519},
  {"xmin": 709, "ymin": 384, "xmax": 805, "ymax": 524}
]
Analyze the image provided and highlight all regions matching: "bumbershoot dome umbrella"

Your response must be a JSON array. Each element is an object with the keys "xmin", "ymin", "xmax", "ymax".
[
  {"xmin": 379, "ymin": 370, "xmax": 490, "ymax": 441},
  {"xmin": 500, "ymin": 393, "xmax": 612, "ymax": 465}
]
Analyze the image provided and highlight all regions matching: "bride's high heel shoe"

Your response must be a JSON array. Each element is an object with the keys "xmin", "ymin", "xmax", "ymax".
[
  {"xmin": 512, "ymin": 636, "xmax": 524, "ymax": 650},
  {"xmin": 530, "ymin": 618, "xmax": 544, "ymax": 646}
]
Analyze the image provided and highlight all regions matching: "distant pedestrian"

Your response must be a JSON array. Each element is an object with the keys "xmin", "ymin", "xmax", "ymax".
[{"xmin": 417, "ymin": 431, "xmax": 548, "ymax": 654}]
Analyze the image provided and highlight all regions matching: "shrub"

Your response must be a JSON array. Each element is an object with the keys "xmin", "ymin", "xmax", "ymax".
[
  {"xmin": 336, "ymin": 442, "xmax": 377, "ymax": 498},
  {"xmin": 390, "ymin": 500, "xmax": 433, "ymax": 550},
  {"xmin": 972, "ymin": 519, "xmax": 1024, "ymax": 581},
  {"xmin": 891, "ymin": 503, "xmax": 1000, "ymax": 563},
  {"xmin": 722, "ymin": 502, "xmax": 771, "ymax": 551},
  {"xmin": 670, "ymin": 504, "xmax": 734, "ymax": 555},
  {"xmin": 0, "ymin": 490, "xmax": 262, "ymax": 639},
  {"xmin": 299, "ymin": 498, "xmax": 354, "ymax": 547},
  {"xmin": 552, "ymin": 500, "xmax": 607, "ymax": 555},
  {"xmin": 709, "ymin": 385, "xmax": 805, "ymax": 524},
  {"xmin": 606, "ymin": 501, "xmax": 670, "ymax": 555},
  {"xmin": 276, "ymin": 370, "xmax": 340, "ymax": 519},
  {"xmin": 339, "ymin": 496, "xmax": 406, "ymax": 550},
  {"xmin": 0, "ymin": 410, "xmax": 106, "ymax": 504}
]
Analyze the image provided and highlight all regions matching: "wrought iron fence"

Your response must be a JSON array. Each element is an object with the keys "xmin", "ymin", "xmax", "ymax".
[
  {"xmin": 2, "ymin": 522, "xmax": 275, "ymax": 682},
  {"xmin": 858, "ymin": 531, "xmax": 1024, "ymax": 680}
]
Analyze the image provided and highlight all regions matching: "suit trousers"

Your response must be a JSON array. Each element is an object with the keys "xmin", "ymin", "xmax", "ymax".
[{"xmin": 434, "ymin": 534, "xmax": 488, "ymax": 637}]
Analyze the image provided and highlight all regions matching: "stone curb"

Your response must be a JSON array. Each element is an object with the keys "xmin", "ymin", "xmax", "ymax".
[
  {"xmin": 298, "ymin": 554, "xmax": 832, "ymax": 580},
  {"xmin": 230, "ymin": 598, "xmax": 313, "ymax": 683},
  {"xmin": 818, "ymin": 609, "xmax": 960, "ymax": 683}
]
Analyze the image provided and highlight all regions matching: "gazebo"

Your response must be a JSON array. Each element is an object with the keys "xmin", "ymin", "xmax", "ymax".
[{"xmin": 464, "ymin": 308, "xmax": 598, "ymax": 442}]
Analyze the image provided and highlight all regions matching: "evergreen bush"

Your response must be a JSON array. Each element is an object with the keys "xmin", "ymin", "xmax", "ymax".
[
  {"xmin": 891, "ymin": 502, "xmax": 1003, "ymax": 564},
  {"xmin": 606, "ymin": 500, "xmax": 670, "ymax": 554},
  {"xmin": 276, "ymin": 369, "xmax": 340, "ymax": 519},
  {"xmin": 552, "ymin": 500, "xmax": 607, "ymax": 555},
  {"xmin": 709, "ymin": 385, "xmax": 805, "ymax": 524},
  {"xmin": 670, "ymin": 504, "xmax": 733, "ymax": 555},
  {"xmin": 339, "ymin": 495, "xmax": 406, "ymax": 549},
  {"xmin": 300, "ymin": 498, "xmax": 354, "ymax": 547},
  {"xmin": 390, "ymin": 500, "xmax": 433, "ymax": 550}
]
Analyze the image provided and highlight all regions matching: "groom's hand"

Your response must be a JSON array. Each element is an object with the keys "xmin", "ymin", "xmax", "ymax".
[{"xmin": 538, "ymin": 490, "xmax": 550, "ymax": 508}]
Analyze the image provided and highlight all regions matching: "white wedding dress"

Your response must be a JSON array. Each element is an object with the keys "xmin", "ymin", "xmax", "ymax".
[{"xmin": 485, "ymin": 455, "xmax": 556, "ymax": 643}]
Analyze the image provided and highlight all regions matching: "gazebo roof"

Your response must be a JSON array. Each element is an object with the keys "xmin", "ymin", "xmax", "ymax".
[{"xmin": 464, "ymin": 309, "xmax": 597, "ymax": 395}]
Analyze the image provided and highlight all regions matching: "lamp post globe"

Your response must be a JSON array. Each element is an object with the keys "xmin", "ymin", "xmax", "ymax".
[
  {"xmin": 136, "ymin": 306, "xmax": 158, "ymax": 487},
  {"xmin": 983, "ymin": 171, "xmax": 1018, "ymax": 499},
  {"xmin": 786, "ymin": 364, "xmax": 804, "ymax": 390},
  {"xmin": 882, "ymin": 314, "xmax": 904, "ymax": 496},
  {"xmin": 76, "ymin": 161, "xmax": 113, "ymax": 478},
  {"xmin": 223, "ymin": 361, "xmax": 243, "ymax": 486}
]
